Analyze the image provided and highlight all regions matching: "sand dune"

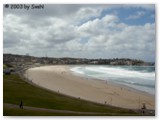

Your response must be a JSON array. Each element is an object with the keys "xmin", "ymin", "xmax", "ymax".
[{"xmin": 24, "ymin": 65, "xmax": 155, "ymax": 109}]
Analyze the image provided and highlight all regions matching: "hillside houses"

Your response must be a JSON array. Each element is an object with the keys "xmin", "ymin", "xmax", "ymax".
[{"xmin": 3, "ymin": 53, "xmax": 153, "ymax": 66}]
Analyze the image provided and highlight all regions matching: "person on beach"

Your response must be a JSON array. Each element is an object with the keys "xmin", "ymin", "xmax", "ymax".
[
  {"xmin": 141, "ymin": 103, "xmax": 146, "ymax": 114},
  {"xmin": 19, "ymin": 100, "xmax": 23, "ymax": 109}
]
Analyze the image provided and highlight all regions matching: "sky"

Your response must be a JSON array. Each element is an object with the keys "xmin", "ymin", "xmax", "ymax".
[{"xmin": 3, "ymin": 4, "xmax": 155, "ymax": 62}]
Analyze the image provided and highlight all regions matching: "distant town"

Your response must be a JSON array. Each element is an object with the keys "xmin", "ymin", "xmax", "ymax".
[{"xmin": 4, "ymin": 53, "xmax": 154, "ymax": 67}]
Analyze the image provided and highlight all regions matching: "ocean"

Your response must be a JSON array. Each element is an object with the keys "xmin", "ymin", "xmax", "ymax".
[{"xmin": 71, "ymin": 65, "xmax": 155, "ymax": 95}]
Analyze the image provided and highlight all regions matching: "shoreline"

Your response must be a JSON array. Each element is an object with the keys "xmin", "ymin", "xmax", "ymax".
[
  {"xmin": 71, "ymin": 69, "xmax": 154, "ymax": 98},
  {"xmin": 70, "ymin": 65, "xmax": 155, "ymax": 96},
  {"xmin": 24, "ymin": 65, "xmax": 155, "ymax": 110}
]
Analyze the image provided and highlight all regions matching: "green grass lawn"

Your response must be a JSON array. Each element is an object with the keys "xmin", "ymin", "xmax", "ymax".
[
  {"xmin": 3, "ymin": 64, "xmax": 7, "ymax": 69},
  {"xmin": 4, "ymin": 106, "xmax": 138, "ymax": 116},
  {"xmin": 3, "ymin": 73, "xmax": 139, "ymax": 116}
]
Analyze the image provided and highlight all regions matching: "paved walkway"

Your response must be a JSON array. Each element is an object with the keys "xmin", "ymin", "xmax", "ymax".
[{"xmin": 4, "ymin": 103, "xmax": 108, "ymax": 115}]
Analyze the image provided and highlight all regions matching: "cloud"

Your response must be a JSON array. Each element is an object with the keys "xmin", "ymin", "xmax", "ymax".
[
  {"xmin": 76, "ymin": 14, "xmax": 155, "ymax": 61},
  {"xmin": 126, "ymin": 11, "xmax": 146, "ymax": 20},
  {"xmin": 3, "ymin": 4, "xmax": 155, "ymax": 61},
  {"xmin": 77, "ymin": 15, "xmax": 119, "ymax": 37}
]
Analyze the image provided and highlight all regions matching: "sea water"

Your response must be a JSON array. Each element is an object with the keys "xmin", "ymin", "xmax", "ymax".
[{"xmin": 71, "ymin": 65, "xmax": 155, "ymax": 95}]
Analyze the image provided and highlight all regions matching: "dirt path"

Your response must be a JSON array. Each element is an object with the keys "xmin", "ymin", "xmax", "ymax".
[{"xmin": 4, "ymin": 103, "xmax": 108, "ymax": 115}]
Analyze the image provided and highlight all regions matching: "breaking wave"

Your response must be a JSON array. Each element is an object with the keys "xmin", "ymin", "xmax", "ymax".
[{"xmin": 71, "ymin": 65, "xmax": 155, "ymax": 95}]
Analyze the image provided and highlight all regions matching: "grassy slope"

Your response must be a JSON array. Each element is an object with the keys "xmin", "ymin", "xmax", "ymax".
[
  {"xmin": 3, "ymin": 74, "xmax": 139, "ymax": 116},
  {"xmin": 4, "ymin": 106, "xmax": 138, "ymax": 116},
  {"xmin": 3, "ymin": 64, "xmax": 7, "ymax": 69}
]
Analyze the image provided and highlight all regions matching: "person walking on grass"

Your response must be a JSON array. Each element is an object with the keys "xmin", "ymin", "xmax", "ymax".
[{"xmin": 20, "ymin": 100, "xmax": 23, "ymax": 109}]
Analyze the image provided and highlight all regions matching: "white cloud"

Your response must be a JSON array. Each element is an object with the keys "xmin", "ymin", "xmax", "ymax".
[
  {"xmin": 73, "ymin": 7, "xmax": 102, "ymax": 22},
  {"xmin": 3, "ymin": 5, "xmax": 155, "ymax": 61},
  {"xmin": 76, "ymin": 14, "xmax": 155, "ymax": 61},
  {"xmin": 126, "ymin": 11, "xmax": 145, "ymax": 20},
  {"xmin": 77, "ymin": 14, "xmax": 119, "ymax": 38}
]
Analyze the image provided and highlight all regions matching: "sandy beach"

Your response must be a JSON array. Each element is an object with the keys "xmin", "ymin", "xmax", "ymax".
[{"xmin": 24, "ymin": 65, "xmax": 155, "ymax": 109}]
